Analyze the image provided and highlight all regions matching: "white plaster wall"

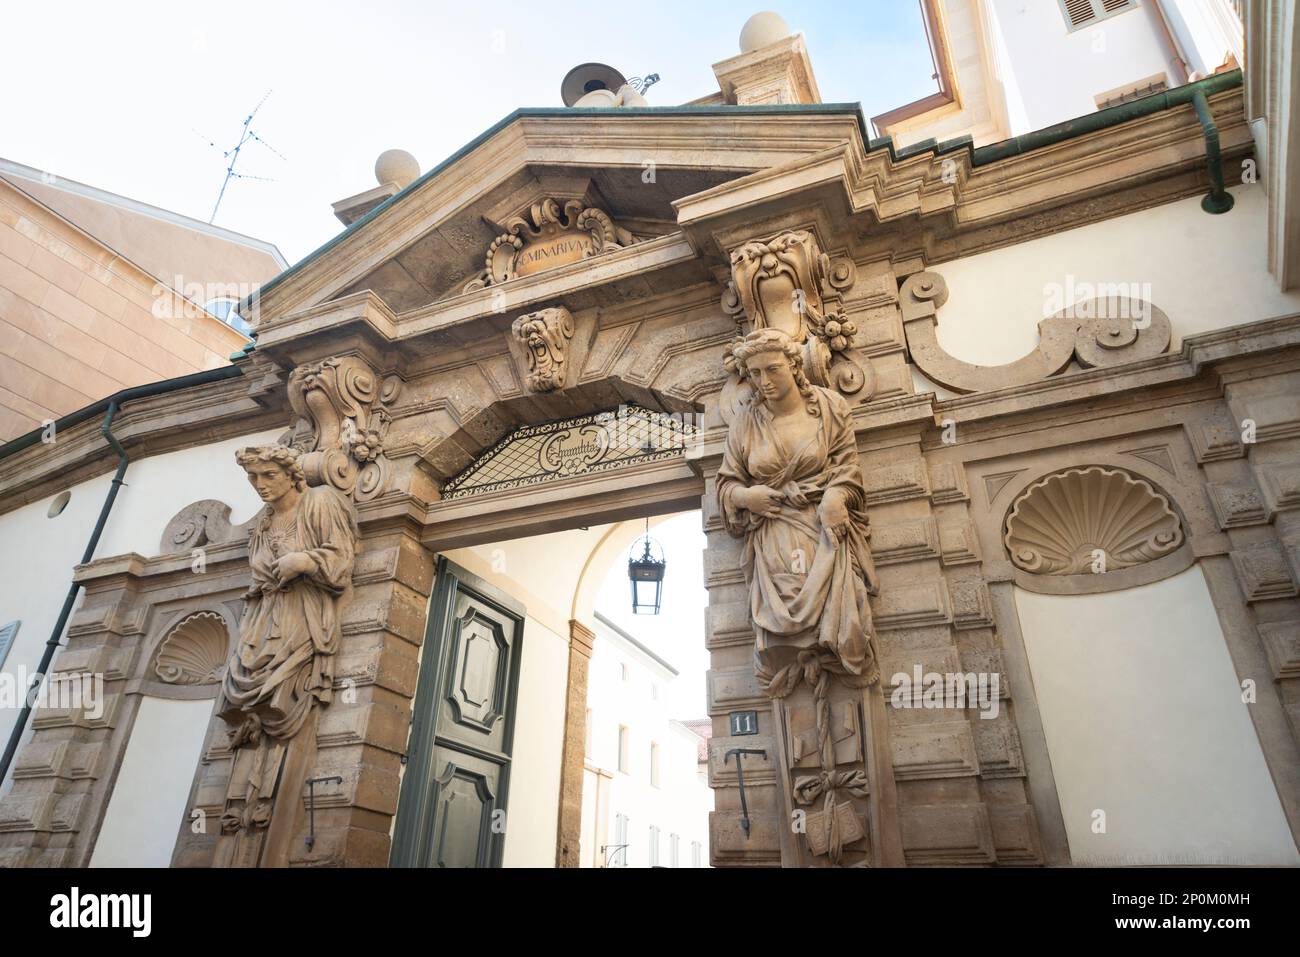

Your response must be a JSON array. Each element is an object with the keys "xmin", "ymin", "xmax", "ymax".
[
  {"xmin": 500, "ymin": 612, "xmax": 569, "ymax": 867},
  {"xmin": 0, "ymin": 426, "xmax": 279, "ymax": 794},
  {"xmin": 1163, "ymin": 0, "xmax": 1244, "ymax": 77},
  {"xmin": 989, "ymin": 0, "xmax": 1180, "ymax": 133},
  {"xmin": 1015, "ymin": 565, "xmax": 1298, "ymax": 865},
  {"xmin": 923, "ymin": 185, "xmax": 1299, "ymax": 375},
  {"xmin": 88, "ymin": 695, "xmax": 214, "ymax": 867}
]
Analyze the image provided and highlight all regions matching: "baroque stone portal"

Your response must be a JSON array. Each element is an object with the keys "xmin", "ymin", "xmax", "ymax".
[
  {"xmin": 214, "ymin": 444, "xmax": 359, "ymax": 867},
  {"xmin": 716, "ymin": 328, "xmax": 883, "ymax": 865}
]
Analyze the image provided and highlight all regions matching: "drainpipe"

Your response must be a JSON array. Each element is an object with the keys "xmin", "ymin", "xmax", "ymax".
[
  {"xmin": 1191, "ymin": 89, "xmax": 1235, "ymax": 214},
  {"xmin": 0, "ymin": 401, "xmax": 130, "ymax": 786},
  {"xmin": 1150, "ymin": 0, "xmax": 1191, "ymax": 86}
]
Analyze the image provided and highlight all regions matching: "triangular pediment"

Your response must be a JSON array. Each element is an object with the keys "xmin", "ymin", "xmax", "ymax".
[
  {"xmin": 247, "ymin": 106, "xmax": 869, "ymax": 327},
  {"xmin": 335, "ymin": 174, "xmax": 683, "ymax": 313}
]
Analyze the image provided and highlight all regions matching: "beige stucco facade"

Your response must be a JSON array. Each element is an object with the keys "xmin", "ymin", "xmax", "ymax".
[{"xmin": 0, "ymin": 163, "xmax": 285, "ymax": 440}]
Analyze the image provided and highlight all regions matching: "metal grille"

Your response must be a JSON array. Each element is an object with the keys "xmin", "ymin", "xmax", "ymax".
[{"xmin": 441, "ymin": 406, "xmax": 699, "ymax": 500}]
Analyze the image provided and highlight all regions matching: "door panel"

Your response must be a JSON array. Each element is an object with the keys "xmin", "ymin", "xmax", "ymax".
[{"xmin": 392, "ymin": 558, "xmax": 524, "ymax": 868}]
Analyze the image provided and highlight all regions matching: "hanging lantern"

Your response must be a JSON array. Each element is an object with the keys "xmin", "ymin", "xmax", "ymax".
[{"xmin": 628, "ymin": 520, "xmax": 666, "ymax": 615}]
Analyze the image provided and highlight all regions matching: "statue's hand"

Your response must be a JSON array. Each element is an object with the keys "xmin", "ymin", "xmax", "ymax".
[
  {"xmin": 819, "ymin": 488, "xmax": 851, "ymax": 539},
  {"xmin": 742, "ymin": 485, "xmax": 783, "ymax": 518},
  {"xmin": 272, "ymin": 551, "xmax": 316, "ymax": 584}
]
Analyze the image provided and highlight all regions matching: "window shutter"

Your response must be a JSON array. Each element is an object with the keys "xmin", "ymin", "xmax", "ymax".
[
  {"xmin": 1063, "ymin": 0, "xmax": 1097, "ymax": 26},
  {"xmin": 1061, "ymin": 0, "xmax": 1136, "ymax": 30},
  {"xmin": 0, "ymin": 620, "xmax": 18, "ymax": 669}
]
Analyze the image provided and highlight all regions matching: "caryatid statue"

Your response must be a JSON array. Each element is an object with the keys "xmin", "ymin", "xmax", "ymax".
[
  {"xmin": 716, "ymin": 327, "xmax": 882, "ymax": 864},
  {"xmin": 215, "ymin": 444, "xmax": 358, "ymax": 867},
  {"xmin": 717, "ymin": 328, "xmax": 880, "ymax": 688}
]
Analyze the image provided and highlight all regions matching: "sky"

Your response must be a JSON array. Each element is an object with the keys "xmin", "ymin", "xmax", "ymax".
[{"xmin": 0, "ymin": 1, "xmax": 937, "ymax": 264}]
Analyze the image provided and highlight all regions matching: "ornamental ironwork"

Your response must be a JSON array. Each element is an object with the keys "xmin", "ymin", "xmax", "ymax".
[{"xmin": 441, "ymin": 406, "xmax": 700, "ymax": 500}]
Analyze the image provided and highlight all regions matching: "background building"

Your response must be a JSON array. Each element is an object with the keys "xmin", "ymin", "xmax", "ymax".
[
  {"xmin": 0, "ymin": 159, "xmax": 285, "ymax": 440},
  {"xmin": 581, "ymin": 612, "xmax": 711, "ymax": 868}
]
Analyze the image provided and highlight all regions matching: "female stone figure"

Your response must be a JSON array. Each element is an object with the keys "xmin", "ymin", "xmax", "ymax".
[
  {"xmin": 216, "ymin": 444, "xmax": 358, "ymax": 866},
  {"xmin": 717, "ymin": 328, "xmax": 880, "ymax": 690}
]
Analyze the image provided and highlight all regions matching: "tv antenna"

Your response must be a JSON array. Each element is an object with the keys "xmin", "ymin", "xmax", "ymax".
[{"xmin": 194, "ymin": 90, "xmax": 287, "ymax": 224}]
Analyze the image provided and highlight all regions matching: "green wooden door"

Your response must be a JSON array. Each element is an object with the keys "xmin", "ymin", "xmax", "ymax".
[{"xmin": 391, "ymin": 558, "xmax": 524, "ymax": 867}]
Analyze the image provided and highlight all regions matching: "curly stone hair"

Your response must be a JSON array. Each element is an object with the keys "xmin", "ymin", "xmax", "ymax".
[
  {"xmin": 235, "ymin": 444, "xmax": 307, "ymax": 491},
  {"xmin": 730, "ymin": 328, "xmax": 815, "ymax": 404}
]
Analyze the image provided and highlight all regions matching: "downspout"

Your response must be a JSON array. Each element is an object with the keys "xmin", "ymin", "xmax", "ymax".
[
  {"xmin": 1191, "ymin": 89, "xmax": 1235, "ymax": 213},
  {"xmin": 1150, "ymin": 0, "xmax": 1191, "ymax": 86},
  {"xmin": 0, "ymin": 402, "xmax": 130, "ymax": 785}
]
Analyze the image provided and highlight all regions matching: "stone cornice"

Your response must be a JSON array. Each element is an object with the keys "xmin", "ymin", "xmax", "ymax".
[
  {"xmin": 247, "ymin": 84, "xmax": 1248, "ymax": 351},
  {"xmin": 72, "ymin": 538, "xmax": 250, "ymax": 586},
  {"xmin": 677, "ymin": 87, "xmax": 1251, "ymax": 265},
  {"xmin": 0, "ymin": 371, "xmax": 287, "ymax": 513},
  {"xmin": 3, "ymin": 314, "xmax": 1295, "ymax": 521}
]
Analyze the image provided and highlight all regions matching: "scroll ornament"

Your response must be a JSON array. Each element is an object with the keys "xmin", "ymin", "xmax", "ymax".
[
  {"xmin": 899, "ymin": 271, "xmax": 1173, "ymax": 394},
  {"xmin": 725, "ymin": 230, "xmax": 872, "ymax": 408},
  {"xmin": 285, "ymin": 357, "xmax": 401, "ymax": 503},
  {"xmin": 463, "ymin": 198, "xmax": 637, "ymax": 293},
  {"xmin": 512, "ymin": 307, "xmax": 576, "ymax": 392}
]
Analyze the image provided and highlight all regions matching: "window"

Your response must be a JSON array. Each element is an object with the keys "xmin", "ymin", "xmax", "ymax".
[
  {"xmin": 203, "ymin": 297, "xmax": 251, "ymax": 336},
  {"xmin": 584, "ymin": 708, "xmax": 593, "ymax": 758},
  {"xmin": 1058, "ymin": 0, "xmax": 1138, "ymax": 31},
  {"xmin": 617, "ymin": 725, "xmax": 630, "ymax": 773},
  {"xmin": 691, "ymin": 840, "xmax": 702, "ymax": 867},
  {"xmin": 47, "ymin": 490, "xmax": 70, "ymax": 518},
  {"xmin": 611, "ymin": 813, "xmax": 629, "ymax": 867},
  {"xmin": 0, "ymin": 620, "xmax": 18, "ymax": 669},
  {"xmin": 650, "ymin": 741, "xmax": 661, "ymax": 788},
  {"xmin": 670, "ymin": 833, "xmax": 680, "ymax": 868},
  {"xmin": 649, "ymin": 825, "xmax": 660, "ymax": 866}
]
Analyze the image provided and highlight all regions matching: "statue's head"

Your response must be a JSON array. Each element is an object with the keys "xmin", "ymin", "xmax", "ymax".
[
  {"xmin": 731, "ymin": 328, "xmax": 811, "ymax": 405},
  {"xmin": 236, "ymin": 444, "xmax": 306, "ymax": 504}
]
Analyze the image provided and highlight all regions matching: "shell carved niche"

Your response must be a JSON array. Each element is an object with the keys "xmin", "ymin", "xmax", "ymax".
[
  {"xmin": 154, "ymin": 611, "xmax": 230, "ymax": 685},
  {"xmin": 1004, "ymin": 466, "xmax": 1184, "ymax": 575}
]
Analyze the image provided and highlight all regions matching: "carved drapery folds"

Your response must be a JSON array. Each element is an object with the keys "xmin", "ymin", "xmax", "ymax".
[
  {"xmin": 463, "ymin": 198, "xmax": 638, "ymax": 292},
  {"xmin": 215, "ymin": 444, "xmax": 360, "ymax": 867},
  {"xmin": 1004, "ymin": 466, "xmax": 1184, "ymax": 574},
  {"xmin": 724, "ymin": 230, "xmax": 872, "ymax": 413},
  {"xmin": 285, "ymin": 356, "xmax": 401, "ymax": 503},
  {"xmin": 900, "ymin": 271, "xmax": 1173, "ymax": 394},
  {"xmin": 716, "ymin": 328, "xmax": 882, "ymax": 866},
  {"xmin": 154, "ymin": 611, "xmax": 229, "ymax": 685},
  {"xmin": 512, "ymin": 307, "xmax": 576, "ymax": 392}
]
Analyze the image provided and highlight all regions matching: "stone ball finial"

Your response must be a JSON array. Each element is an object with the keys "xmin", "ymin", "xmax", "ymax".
[
  {"xmin": 740, "ymin": 11, "xmax": 790, "ymax": 53},
  {"xmin": 374, "ymin": 149, "xmax": 420, "ymax": 189}
]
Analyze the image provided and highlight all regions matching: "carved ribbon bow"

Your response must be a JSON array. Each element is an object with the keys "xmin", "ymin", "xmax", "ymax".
[{"xmin": 793, "ymin": 768, "xmax": 869, "ymax": 865}]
